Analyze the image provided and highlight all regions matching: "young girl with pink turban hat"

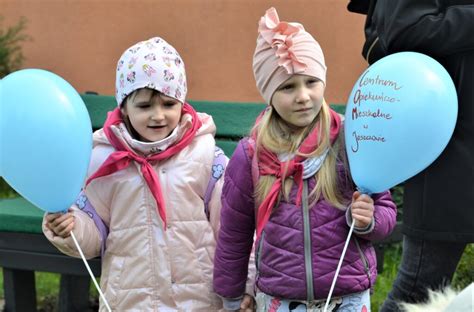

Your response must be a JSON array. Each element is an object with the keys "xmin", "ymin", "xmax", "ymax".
[{"xmin": 214, "ymin": 7, "xmax": 397, "ymax": 311}]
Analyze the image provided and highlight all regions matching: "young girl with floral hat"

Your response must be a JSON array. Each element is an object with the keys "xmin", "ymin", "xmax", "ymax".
[{"xmin": 43, "ymin": 37, "xmax": 253, "ymax": 311}]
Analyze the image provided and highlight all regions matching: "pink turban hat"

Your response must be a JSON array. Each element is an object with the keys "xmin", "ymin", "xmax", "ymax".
[{"xmin": 253, "ymin": 7, "xmax": 327, "ymax": 104}]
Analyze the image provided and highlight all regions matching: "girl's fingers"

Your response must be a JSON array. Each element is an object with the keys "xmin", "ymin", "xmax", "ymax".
[
  {"xmin": 48, "ymin": 214, "xmax": 75, "ymax": 237},
  {"xmin": 351, "ymin": 202, "xmax": 374, "ymax": 214},
  {"xmin": 240, "ymin": 295, "xmax": 254, "ymax": 309},
  {"xmin": 351, "ymin": 200, "xmax": 374, "ymax": 227},
  {"xmin": 352, "ymin": 214, "xmax": 372, "ymax": 227},
  {"xmin": 57, "ymin": 220, "xmax": 75, "ymax": 238},
  {"xmin": 356, "ymin": 194, "xmax": 374, "ymax": 204},
  {"xmin": 352, "ymin": 212, "xmax": 373, "ymax": 222},
  {"xmin": 45, "ymin": 213, "xmax": 68, "ymax": 232},
  {"xmin": 50, "ymin": 213, "xmax": 74, "ymax": 227},
  {"xmin": 58, "ymin": 215, "xmax": 75, "ymax": 230},
  {"xmin": 351, "ymin": 190, "xmax": 373, "ymax": 228},
  {"xmin": 352, "ymin": 203, "xmax": 374, "ymax": 214},
  {"xmin": 352, "ymin": 207, "xmax": 372, "ymax": 218},
  {"xmin": 45, "ymin": 213, "xmax": 62, "ymax": 222},
  {"xmin": 352, "ymin": 191, "xmax": 361, "ymax": 201}
]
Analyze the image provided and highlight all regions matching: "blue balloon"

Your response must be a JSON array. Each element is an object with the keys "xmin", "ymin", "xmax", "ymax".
[
  {"xmin": 344, "ymin": 52, "xmax": 457, "ymax": 194},
  {"xmin": 0, "ymin": 69, "xmax": 92, "ymax": 212}
]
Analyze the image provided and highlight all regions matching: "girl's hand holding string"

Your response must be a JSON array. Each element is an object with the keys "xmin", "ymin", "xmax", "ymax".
[
  {"xmin": 45, "ymin": 210, "xmax": 75, "ymax": 238},
  {"xmin": 239, "ymin": 294, "xmax": 255, "ymax": 312},
  {"xmin": 351, "ymin": 191, "xmax": 375, "ymax": 229}
]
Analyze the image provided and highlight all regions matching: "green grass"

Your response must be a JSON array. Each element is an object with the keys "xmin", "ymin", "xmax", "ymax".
[
  {"xmin": 390, "ymin": 185, "xmax": 404, "ymax": 221},
  {"xmin": 0, "ymin": 178, "xmax": 17, "ymax": 198},
  {"xmin": 371, "ymin": 243, "xmax": 403, "ymax": 310},
  {"xmin": 35, "ymin": 272, "xmax": 61, "ymax": 310},
  {"xmin": 453, "ymin": 243, "xmax": 474, "ymax": 289},
  {"xmin": 370, "ymin": 243, "xmax": 474, "ymax": 310},
  {"xmin": 0, "ymin": 270, "xmax": 100, "ymax": 309},
  {"xmin": 0, "ymin": 271, "xmax": 60, "ymax": 304}
]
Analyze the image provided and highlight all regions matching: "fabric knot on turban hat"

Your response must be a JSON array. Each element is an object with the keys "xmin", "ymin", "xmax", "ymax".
[{"xmin": 253, "ymin": 7, "xmax": 327, "ymax": 104}]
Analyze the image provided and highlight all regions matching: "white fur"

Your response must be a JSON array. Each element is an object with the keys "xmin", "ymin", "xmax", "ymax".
[{"xmin": 401, "ymin": 287, "xmax": 458, "ymax": 312}]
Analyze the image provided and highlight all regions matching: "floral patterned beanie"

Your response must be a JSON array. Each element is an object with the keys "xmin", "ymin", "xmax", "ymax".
[
  {"xmin": 115, "ymin": 37, "xmax": 187, "ymax": 106},
  {"xmin": 253, "ymin": 7, "xmax": 327, "ymax": 105}
]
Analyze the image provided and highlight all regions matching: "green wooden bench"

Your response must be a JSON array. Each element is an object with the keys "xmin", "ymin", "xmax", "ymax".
[{"xmin": 0, "ymin": 93, "xmax": 402, "ymax": 311}]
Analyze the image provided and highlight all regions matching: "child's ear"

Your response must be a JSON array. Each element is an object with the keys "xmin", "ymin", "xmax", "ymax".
[{"xmin": 120, "ymin": 105, "xmax": 127, "ymax": 117}]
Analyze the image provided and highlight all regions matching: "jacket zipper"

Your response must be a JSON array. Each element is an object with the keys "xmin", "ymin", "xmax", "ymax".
[
  {"xmin": 354, "ymin": 237, "xmax": 371, "ymax": 287},
  {"xmin": 365, "ymin": 37, "xmax": 380, "ymax": 64},
  {"xmin": 302, "ymin": 180, "xmax": 314, "ymax": 301},
  {"xmin": 255, "ymin": 232, "xmax": 265, "ymax": 281}
]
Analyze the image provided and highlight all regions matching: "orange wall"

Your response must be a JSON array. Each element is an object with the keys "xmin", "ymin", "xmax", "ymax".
[{"xmin": 1, "ymin": 0, "xmax": 368, "ymax": 104}]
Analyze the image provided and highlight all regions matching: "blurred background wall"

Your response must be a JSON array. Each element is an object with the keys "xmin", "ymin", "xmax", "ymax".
[{"xmin": 1, "ymin": 0, "xmax": 368, "ymax": 104}]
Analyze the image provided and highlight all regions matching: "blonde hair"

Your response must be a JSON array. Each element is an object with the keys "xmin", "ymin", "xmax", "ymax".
[{"xmin": 252, "ymin": 100, "xmax": 349, "ymax": 209}]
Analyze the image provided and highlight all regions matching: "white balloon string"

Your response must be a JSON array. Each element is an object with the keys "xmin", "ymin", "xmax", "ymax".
[
  {"xmin": 323, "ymin": 218, "xmax": 355, "ymax": 312},
  {"xmin": 70, "ymin": 231, "xmax": 112, "ymax": 312}
]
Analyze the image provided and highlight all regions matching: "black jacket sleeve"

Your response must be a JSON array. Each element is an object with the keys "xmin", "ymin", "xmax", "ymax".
[{"xmin": 373, "ymin": 0, "xmax": 474, "ymax": 58}]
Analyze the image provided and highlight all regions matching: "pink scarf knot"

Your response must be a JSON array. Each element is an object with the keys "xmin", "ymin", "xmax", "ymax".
[
  {"xmin": 254, "ymin": 108, "xmax": 341, "ymax": 239},
  {"xmin": 86, "ymin": 104, "xmax": 202, "ymax": 229}
]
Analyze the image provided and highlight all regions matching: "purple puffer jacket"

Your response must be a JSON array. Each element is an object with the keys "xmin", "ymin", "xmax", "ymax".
[{"xmin": 213, "ymin": 138, "xmax": 397, "ymax": 300}]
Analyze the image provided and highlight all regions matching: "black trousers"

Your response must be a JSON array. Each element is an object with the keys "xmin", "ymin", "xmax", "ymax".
[{"xmin": 380, "ymin": 235, "xmax": 467, "ymax": 311}]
